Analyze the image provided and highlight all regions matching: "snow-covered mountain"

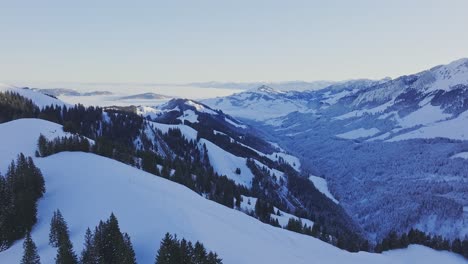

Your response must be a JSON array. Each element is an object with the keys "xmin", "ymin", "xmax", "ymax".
[
  {"xmin": 0, "ymin": 88, "xmax": 366, "ymax": 248},
  {"xmin": 135, "ymin": 99, "xmax": 312, "ymax": 191},
  {"xmin": 0, "ymin": 85, "xmax": 68, "ymax": 108},
  {"xmin": 202, "ymin": 80, "xmax": 385, "ymax": 121},
  {"xmin": 188, "ymin": 80, "xmax": 337, "ymax": 91},
  {"xmin": 120, "ymin": 92, "xmax": 172, "ymax": 100},
  {"xmin": 0, "ymin": 118, "xmax": 466, "ymax": 264},
  {"xmin": 34, "ymin": 88, "xmax": 113, "ymax": 97},
  {"xmin": 203, "ymin": 58, "xmax": 468, "ymax": 241},
  {"xmin": 2, "ymin": 63, "xmax": 468, "ymax": 261}
]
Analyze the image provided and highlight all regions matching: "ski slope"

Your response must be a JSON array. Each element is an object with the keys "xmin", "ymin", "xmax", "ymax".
[{"xmin": 0, "ymin": 118, "xmax": 466, "ymax": 264}]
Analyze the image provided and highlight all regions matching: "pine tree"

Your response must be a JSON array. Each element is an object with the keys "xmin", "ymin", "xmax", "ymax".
[
  {"xmin": 49, "ymin": 210, "xmax": 78, "ymax": 264},
  {"xmin": 179, "ymin": 238, "xmax": 192, "ymax": 264},
  {"xmin": 193, "ymin": 241, "xmax": 207, "ymax": 264},
  {"xmin": 154, "ymin": 233, "xmax": 223, "ymax": 264},
  {"xmin": 21, "ymin": 231, "xmax": 41, "ymax": 264},
  {"xmin": 121, "ymin": 233, "xmax": 137, "ymax": 264},
  {"xmin": 80, "ymin": 228, "xmax": 97, "ymax": 264},
  {"xmin": 462, "ymin": 239, "xmax": 468, "ymax": 259},
  {"xmin": 85, "ymin": 213, "xmax": 136, "ymax": 264},
  {"xmin": 1, "ymin": 154, "xmax": 45, "ymax": 248},
  {"xmin": 49, "ymin": 210, "xmax": 67, "ymax": 247},
  {"xmin": 206, "ymin": 252, "xmax": 222, "ymax": 264},
  {"xmin": 37, "ymin": 134, "xmax": 48, "ymax": 157},
  {"xmin": 155, "ymin": 233, "xmax": 175, "ymax": 264},
  {"xmin": 451, "ymin": 238, "xmax": 462, "ymax": 254},
  {"xmin": 55, "ymin": 239, "xmax": 78, "ymax": 264}
]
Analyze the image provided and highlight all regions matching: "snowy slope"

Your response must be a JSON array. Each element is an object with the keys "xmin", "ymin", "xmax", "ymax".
[
  {"xmin": 0, "ymin": 85, "xmax": 68, "ymax": 108},
  {"xmin": 0, "ymin": 119, "xmax": 74, "ymax": 172},
  {"xmin": 203, "ymin": 86, "xmax": 311, "ymax": 121},
  {"xmin": 308, "ymin": 175, "xmax": 339, "ymax": 204},
  {"xmin": 149, "ymin": 121, "xmax": 198, "ymax": 141},
  {"xmin": 388, "ymin": 110, "xmax": 468, "ymax": 141},
  {"xmin": 239, "ymin": 195, "xmax": 314, "ymax": 228},
  {"xmin": 203, "ymin": 58, "xmax": 468, "ymax": 241},
  {"xmin": 0, "ymin": 119, "xmax": 466, "ymax": 263},
  {"xmin": 199, "ymin": 138, "xmax": 254, "ymax": 187},
  {"xmin": 336, "ymin": 128, "xmax": 381, "ymax": 140}
]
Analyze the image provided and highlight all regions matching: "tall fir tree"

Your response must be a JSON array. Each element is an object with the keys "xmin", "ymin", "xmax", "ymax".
[
  {"xmin": 21, "ymin": 231, "xmax": 41, "ymax": 264},
  {"xmin": 0, "ymin": 154, "xmax": 45, "ymax": 249},
  {"xmin": 49, "ymin": 209, "xmax": 78, "ymax": 264},
  {"xmin": 155, "ymin": 233, "xmax": 175, "ymax": 264},
  {"xmin": 55, "ymin": 239, "xmax": 78, "ymax": 264},
  {"xmin": 80, "ymin": 228, "xmax": 97, "ymax": 264},
  {"xmin": 49, "ymin": 210, "xmax": 67, "ymax": 247},
  {"xmin": 83, "ymin": 213, "xmax": 136, "ymax": 264},
  {"xmin": 121, "ymin": 233, "xmax": 137, "ymax": 264}
]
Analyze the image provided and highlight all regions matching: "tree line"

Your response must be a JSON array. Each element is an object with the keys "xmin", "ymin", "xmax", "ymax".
[
  {"xmin": 21, "ymin": 211, "xmax": 223, "ymax": 264},
  {"xmin": 0, "ymin": 154, "xmax": 45, "ymax": 250},
  {"xmin": 375, "ymin": 229, "xmax": 468, "ymax": 259}
]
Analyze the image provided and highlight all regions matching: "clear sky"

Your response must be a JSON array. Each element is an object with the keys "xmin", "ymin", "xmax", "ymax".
[{"xmin": 1, "ymin": 0, "xmax": 468, "ymax": 84}]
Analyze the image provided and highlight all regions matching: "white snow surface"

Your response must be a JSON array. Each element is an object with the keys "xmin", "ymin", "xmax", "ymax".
[
  {"xmin": 451, "ymin": 152, "xmax": 468, "ymax": 159},
  {"xmin": 389, "ymin": 110, "xmax": 468, "ymax": 141},
  {"xmin": 136, "ymin": 106, "xmax": 162, "ymax": 120},
  {"xmin": 149, "ymin": 121, "xmax": 198, "ymax": 141},
  {"xmin": 0, "ymin": 119, "xmax": 73, "ymax": 173},
  {"xmin": 199, "ymin": 139, "xmax": 254, "ymax": 187},
  {"xmin": 266, "ymin": 152, "xmax": 301, "ymax": 171},
  {"xmin": 0, "ymin": 119, "xmax": 466, "ymax": 264},
  {"xmin": 429, "ymin": 58, "xmax": 468, "ymax": 92},
  {"xmin": 186, "ymin": 100, "xmax": 218, "ymax": 115},
  {"xmin": 178, "ymin": 109, "xmax": 199, "ymax": 123},
  {"xmin": 308, "ymin": 175, "xmax": 339, "ymax": 204},
  {"xmin": 334, "ymin": 101, "xmax": 394, "ymax": 120},
  {"xmin": 0, "ymin": 85, "xmax": 68, "ymax": 108},
  {"xmin": 336, "ymin": 128, "xmax": 381, "ymax": 140},
  {"xmin": 224, "ymin": 117, "xmax": 247, "ymax": 128},
  {"xmin": 397, "ymin": 104, "xmax": 451, "ymax": 128},
  {"xmin": 203, "ymin": 93, "xmax": 309, "ymax": 121}
]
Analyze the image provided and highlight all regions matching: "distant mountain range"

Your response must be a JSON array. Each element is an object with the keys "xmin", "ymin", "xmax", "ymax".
[
  {"xmin": 119, "ymin": 92, "xmax": 172, "ymax": 100},
  {"xmin": 203, "ymin": 58, "xmax": 468, "ymax": 240},
  {"xmin": 1, "ymin": 59, "xmax": 468, "ymax": 262},
  {"xmin": 34, "ymin": 88, "xmax": 113, "ymax": 97},
  {"xmin": 188, "ymin": 80, "xmax": 338, "ymax": 91}
]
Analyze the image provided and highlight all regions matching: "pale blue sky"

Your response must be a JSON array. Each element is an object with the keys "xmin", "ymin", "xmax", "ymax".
[{"xmin": 1, "ymin": 0, "xmax": 467, "ymax": 84}]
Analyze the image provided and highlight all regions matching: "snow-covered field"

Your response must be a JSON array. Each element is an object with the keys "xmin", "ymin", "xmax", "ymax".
[{"xmin": 0, "ymin": 118, "xmax": 466, "ymax": 264}]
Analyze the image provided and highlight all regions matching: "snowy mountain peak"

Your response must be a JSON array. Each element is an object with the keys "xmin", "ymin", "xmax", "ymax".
[
  {"xmin": 425, "ymin": 57, "xmax": 468, "ymax": 92},
  {"xmin": 159, "ymin": 98, "xmax": 219, "ymax": 116},
  {"xmin": 439, "ymin": 57, "xmax": 468, "ymax": 70},
  {"xmin": 252, "ymin": 85, "xmax": 283, "ymax": 94},
  {"xmin": 119, "ymin": 92, "xmax": 171, "ymax": 100}
]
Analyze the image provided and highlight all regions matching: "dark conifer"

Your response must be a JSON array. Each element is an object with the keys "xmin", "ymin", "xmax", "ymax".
[
  {"xmin": 21, "ymin": 231, "xmax": 41, "ymax": 264},
  {"xmin": 155, "ymin": 233, "xmax": 175, "ymax": 264},
  {"xmin": 49, "ymin": 210, "xmax": 78, "ymax": 264},
  {"xmin": 121, "ymin": 233, "xmax": 137, "ymax": 264},
  {"xmin": 80, "ymin": 228, "xmax": 97, "ymax": 264}
]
